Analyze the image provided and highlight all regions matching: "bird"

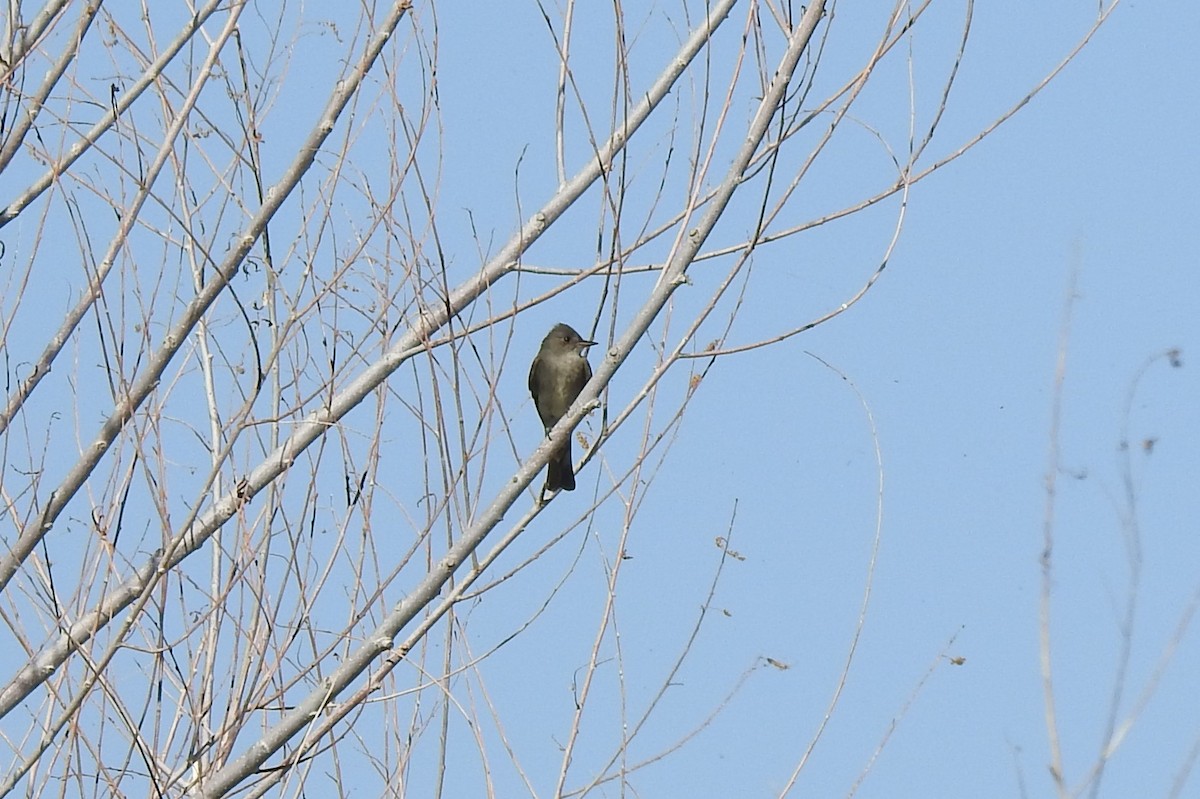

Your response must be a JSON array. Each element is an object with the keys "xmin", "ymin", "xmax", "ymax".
[{"xmin": 528, "ymin": 323, "xmax": 596, "ymax": 492}]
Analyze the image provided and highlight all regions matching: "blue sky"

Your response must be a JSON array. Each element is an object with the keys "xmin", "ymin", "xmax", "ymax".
[{"xmin": 435, "ymin": 2, "xmax": 1199, "ymax": 796}]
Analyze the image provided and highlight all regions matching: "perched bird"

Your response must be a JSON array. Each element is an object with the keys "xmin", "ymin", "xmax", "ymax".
[{"xmin": 528, "ymin": 323, "xmax": 596, "ymax": 492}]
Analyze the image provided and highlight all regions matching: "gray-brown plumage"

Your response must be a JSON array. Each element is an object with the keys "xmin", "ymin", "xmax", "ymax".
[{"xmin": 528, "ymin": 323, "xmax": 596, "ymax": 492}]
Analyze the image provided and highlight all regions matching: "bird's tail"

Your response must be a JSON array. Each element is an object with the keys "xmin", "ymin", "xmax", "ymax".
[{"xmin": 545, "ymin": 442, "xmax": 575, "ymax": 492}]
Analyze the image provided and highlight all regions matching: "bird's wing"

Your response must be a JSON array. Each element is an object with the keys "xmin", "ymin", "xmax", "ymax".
[{"xmin": 528, "ymin": 353, "xmax": 541, "ymax": 396}]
